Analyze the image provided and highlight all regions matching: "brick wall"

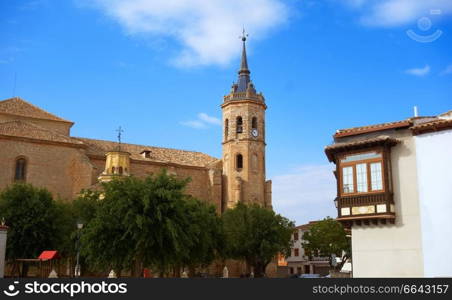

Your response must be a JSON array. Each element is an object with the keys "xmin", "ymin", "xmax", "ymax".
[{"xmin": 0, "ymin": 139, "xmax": 93, "ymax": 200}]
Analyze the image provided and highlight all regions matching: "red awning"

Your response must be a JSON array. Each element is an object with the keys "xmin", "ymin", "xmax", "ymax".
[{"xmin": 38, "ymin": 250, "xmax": 59, "ymax": 260}]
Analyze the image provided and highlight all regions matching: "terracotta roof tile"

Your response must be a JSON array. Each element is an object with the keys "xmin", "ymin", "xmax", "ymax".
[
  {"xmin": 411, "ymin": 118, "xmax": 452, "ymax": 135},
  {"xmin": 76, "ymin": 137, "xmax": 219, "ymax": 168},
  {"xmin": 0, "ymin": 97, "xmax": 73, "ymax": 123},
  {"xmin": 325, "ymin": 135, "xmax": 399, "ymax": 162},
  {"xmin": 0, "ymin": 120, "xmax": 83, "ymax": 145},
  {"xmin": 334, "ymin": 120, "xmax": 412, "ymax": 138}
]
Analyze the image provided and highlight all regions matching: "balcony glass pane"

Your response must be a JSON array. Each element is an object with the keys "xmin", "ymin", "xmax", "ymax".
[
  {"xmin": 371, "ymin": 162, "xmax": 383, "ymax": 190},
  {"xmin": 342, "ymin": 166, "xmax": 354, "ymax": 193},
  {"xmin": 341, "ymin": 152, "xmax": 381, "ymax": 163},
  {"xmin": 356, "ymin": 163, "xmax": 368, "ymax": 192}
]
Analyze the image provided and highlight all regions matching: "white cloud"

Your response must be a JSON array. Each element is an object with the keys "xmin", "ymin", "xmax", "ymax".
[
  {"xmin": 198, "ymin": 113, "xmax": 221, "ymax": 125},
  {"xmin": 180, "ymin": 120, "xmax": 207, "ymax": 129},
  {"xmin": 181, "ymin": 112, "xmax": 221, "ymax": 129},
  {"xmin": 272, "ymin": 164, "xmax": 337, "ymax": 225},
  {"xmin": 405, "ymin": 65, "xmax": 430, "ymax": 76},
  {"xmin": 339, "ymin": 0, "xmax": 452, "ymax": 27},
  {"xmin": 440, "ymin": 64, "xmax": 452, "ymax": 75},
  {"xmin": 81, "ymin": 0, "xmax": 288, "ymax": 67}
]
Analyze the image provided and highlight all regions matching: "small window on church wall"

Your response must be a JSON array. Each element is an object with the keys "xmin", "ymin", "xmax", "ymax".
[
  {"xmin": 236, "ymin": 117, "xmax": 243, "ymax": 133},
  {"xmin": 236, "ymin": 154, "xmax": 243, "ymax": 170},
  {"xmin": 252, "ymin": 117, "xmax": 257, "ymax": 130},
  {"xmin": 119, "ymin": 167, "xmax": 123, "ymax": 175},
  {"xmin": 14, "ymin": 158, "xmax": 27, "ymax": 181},
  {"xmin": 225, "ymin": 119, "xmax": 229, "ymax": 139},
  {"xmin": 112, "ymin": 166, "xmax": 115, "ymax": 174}
]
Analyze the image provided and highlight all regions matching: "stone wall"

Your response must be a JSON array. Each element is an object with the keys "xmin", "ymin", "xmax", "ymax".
[
  {"xmin": 0, "ymin": 114, "xmax": 72, "ymax": 136},
  {"xmin": 0, "ymin": 138, "xmax": 93, "ymax": 200},
  {"xmin": 222, "ymin": 100, "xmax": 268, "ymax": 208}
]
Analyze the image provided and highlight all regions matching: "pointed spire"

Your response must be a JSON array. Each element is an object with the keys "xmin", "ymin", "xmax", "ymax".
[
  {"xmin": 236, "ymin": 28, "xmax": 251, "ymax": 92},
  {"xmin": 239, "ymin": 28, "xmax": 249, "ymax": 74}
]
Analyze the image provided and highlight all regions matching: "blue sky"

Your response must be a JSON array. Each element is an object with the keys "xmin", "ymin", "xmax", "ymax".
[{"xmin": 1, "ymin": 0, "xmax": 451, "ymax": 225}]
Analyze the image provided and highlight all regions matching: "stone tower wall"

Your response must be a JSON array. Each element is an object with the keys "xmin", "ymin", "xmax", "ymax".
[{"xmin": 222, "ymin": 100, "xmax": 267, "ymax": 209}]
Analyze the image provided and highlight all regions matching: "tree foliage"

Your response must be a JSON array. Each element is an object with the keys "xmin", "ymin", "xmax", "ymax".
[
  {"xmin": 302, "ymin": 217, "xmax": 350, "ymax": 269},
  {"xmin": 80, "ymin": 170, "xmax": 221, "ymax": 276},
  {"xmin": 0, "ymin": 183, "xmax": 62, "ymax": 259},
  {"xmin": 181, "ymin": 197, "xmax": 224, "ymax": 270},
  {"xmin": 222, "ymin": 203, "xmax": 294, "ymax": 277}
]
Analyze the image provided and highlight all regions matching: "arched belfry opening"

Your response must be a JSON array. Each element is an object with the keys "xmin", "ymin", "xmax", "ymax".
[{"xmin": 236, "ymin": 117, "xmax": 243, "ymax": 133}]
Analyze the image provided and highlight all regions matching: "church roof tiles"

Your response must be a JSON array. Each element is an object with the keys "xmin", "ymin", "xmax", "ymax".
[
  {"xmin": 76, "ymin": 137, "xmax": 219, "ymax": 168},
  {"xmin": 0, "ymin": 120, "xmax": 83, "ymax": 145},
  {"xmin": 0, "ymin": 97, "xmax": 73, "ymax": 124}
]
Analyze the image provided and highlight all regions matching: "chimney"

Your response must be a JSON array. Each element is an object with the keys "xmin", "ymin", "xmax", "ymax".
[{"xmin": 414, "ymin": 106, "xmax": 419, "ymax": 117}]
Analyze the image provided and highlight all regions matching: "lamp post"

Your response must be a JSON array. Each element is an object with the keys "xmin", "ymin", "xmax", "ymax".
[{"xmin": 75, "ymin": 221, "xmax": 83, "ymax": 277}]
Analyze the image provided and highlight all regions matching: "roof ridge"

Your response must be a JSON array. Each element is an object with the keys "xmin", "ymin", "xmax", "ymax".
[
  {"xmin": 0, "ymin": 97, "xmax": 73, "ymax": 123},
  {"xmin": 337, "ymin": 119, "xmax": 410, "ymax": 133},
  {"xmin": 334, "ymin": 119, "xmax": 412, "ymax": 138},
  {"xmin": 75, "ymin": 136, "xmax": 218, "ymax": 158}
]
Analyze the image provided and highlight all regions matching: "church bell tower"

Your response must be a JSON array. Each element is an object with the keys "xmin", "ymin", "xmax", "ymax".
[{"xmin": 222, "ymin": 32, "xmax": 272, "ymax": 210}]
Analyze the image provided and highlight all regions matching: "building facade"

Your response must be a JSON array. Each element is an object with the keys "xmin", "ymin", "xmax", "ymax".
[
  {"xmin": 286, "ymin": 222, "xmax": 330, "ymax": 277},
  {"xmin": 325, "ymin": 110, "xmax": 452, "ymax": 277},
  {"xmin": 0, "ymin": 37, "xmax": 273, "ymax": 276}
]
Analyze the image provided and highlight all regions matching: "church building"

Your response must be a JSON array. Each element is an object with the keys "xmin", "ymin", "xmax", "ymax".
[{"xmin": 0, "ymin": 36, "xmax": 272, "ymax": 217}]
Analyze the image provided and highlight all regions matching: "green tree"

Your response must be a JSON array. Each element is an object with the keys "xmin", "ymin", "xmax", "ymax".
[
  {"xmin": 52, "ymin": 199, "xmax": 76, "ymax": 257},
  {"xmin": 80, "ymin": 176, "xmax": 147, "ymax": 275},
  {"xmin": 180, "ymin": 197, "xmax": 223, "ymax": 275},
  {"xmin": 72, "ymin": 189, "xmax": 101, "ymax": 226},
  {"xmin": 0, "ymin": 183, "xmax": 62, "ymax": 276},
  {"xmin": 54, "ymin": 190, "xmax": 101, "ymax": 276},
  {"xmin": 302, "ymin": 217, "xmax": 350, "ymax": 270},
  {"xmin": 80, "ymin": 170, "xmax": 221, "ymax": 277},
  {"xmin": 222, "ymin": 203, "xmax": 294, "ymax": 277}
]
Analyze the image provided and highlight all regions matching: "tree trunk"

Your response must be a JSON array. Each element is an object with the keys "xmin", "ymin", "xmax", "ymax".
[
  {"xmin": 253, "ymin": 261, "xmax": 266, "ymax": 278},
  {"xmin": 188, "ymin": 265, "xmax": 196, "ymax": 278},
  {"xmin": 21, "ymin": 263, "xmax": 29, "ymax": 277}
]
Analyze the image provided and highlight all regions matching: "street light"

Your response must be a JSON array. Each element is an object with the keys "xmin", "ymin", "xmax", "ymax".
[
  {"xmin": 334, "ymin": 197, "xmax": 338, "ymax": 208},
  {"xmin": 75, "ymin": 220, "xmax": 84, "ymax": 277}
]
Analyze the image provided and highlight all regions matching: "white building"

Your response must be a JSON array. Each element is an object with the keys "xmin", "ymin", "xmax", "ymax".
[
  {"xmin": 286, "ymin": 222, "xmax": 330, "ymax": 276},
  {"xmin": 325, "ymin": 110, "xmax": 452, "ymax": 277}
]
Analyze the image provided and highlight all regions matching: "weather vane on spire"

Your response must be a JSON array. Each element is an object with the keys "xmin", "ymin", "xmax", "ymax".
[
  {"xmin": 116, "ymin": 126, "xmax": 124, "ymax": 150},
  {"xmin": 239, "ymin": 27, "xmax": 248, "ymax": 42}
]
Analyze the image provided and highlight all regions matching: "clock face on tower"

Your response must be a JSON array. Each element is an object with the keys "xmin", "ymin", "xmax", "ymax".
[{"xmin": 251, "ymin": 129, "xmax": 259, "ymax": 137}]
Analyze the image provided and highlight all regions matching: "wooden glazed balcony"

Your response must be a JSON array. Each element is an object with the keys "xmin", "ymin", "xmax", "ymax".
[{"xmin": 336, "ymin": 192, "xmax": 395, "ymax": 227}]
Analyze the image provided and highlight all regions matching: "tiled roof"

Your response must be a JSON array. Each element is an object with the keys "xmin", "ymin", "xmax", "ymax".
[
  {"xmin": 334, "ymin": 120, "xmax": 412, "ymax": 138},
  {"xmin": 0, "ymin": 120, "xmax": 83, "ymax": 145},
  {"xmin": 325, "ymin": 135, "xmax": 399, "ymax": 162},
  {"xmin": 0, "ymin": 97, "xmax": 73, "ymax": 123},
  {"xmin": 411, "ymin": 118, "xmax": 452, "ymax": 135},
  {"xmin": 76, "ymin": 137, "xmax": 219, "ymax": 168}
]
